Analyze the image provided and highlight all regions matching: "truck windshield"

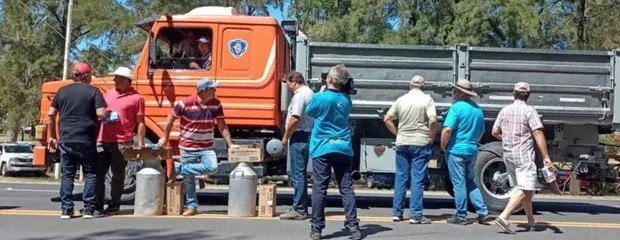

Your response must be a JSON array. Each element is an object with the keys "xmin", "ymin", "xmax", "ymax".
[
  {"xmin": 3, "ymin": 145, "xmax": 33, "ymax": 153},
  {"xmin": 151, "ymin": 27, "xmax": 213, "ymax": 70}
]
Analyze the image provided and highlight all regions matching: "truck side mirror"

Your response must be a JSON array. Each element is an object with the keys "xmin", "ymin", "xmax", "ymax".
[
  {"xmin": 281, "ymin": 20, "xmax": 298, "ymax": 38},
  {"xmin": 148, "ymin": 31, "xmax": 156, "ymax": 79}
]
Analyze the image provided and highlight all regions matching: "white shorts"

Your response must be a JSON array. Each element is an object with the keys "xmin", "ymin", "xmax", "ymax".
[{"xmin": 505, "ymin": 160, "xmax": 537, "ymax": 191}]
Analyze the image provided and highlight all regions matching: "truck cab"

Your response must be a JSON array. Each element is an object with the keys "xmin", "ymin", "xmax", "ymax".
[{"xmin": 33, "ymin": 6, "xmax": 294, "ymax": 180}]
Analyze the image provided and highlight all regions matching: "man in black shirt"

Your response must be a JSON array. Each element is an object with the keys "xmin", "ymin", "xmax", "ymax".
[{"xmin": 47, "ymin": 62, "xmax": 108, "ymax": 219}]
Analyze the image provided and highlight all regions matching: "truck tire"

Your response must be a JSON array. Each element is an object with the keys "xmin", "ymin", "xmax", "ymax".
[
  {"xmin": 365, "ymin": 175, "xmax": 375, "ymax": 189},
  {"xmin": 104, "ymin": 161, "xmax": 140, "ymax": 203},
  {"xmin": 475, "ymin": 150, "xmax": 518, "ymax": 213}
]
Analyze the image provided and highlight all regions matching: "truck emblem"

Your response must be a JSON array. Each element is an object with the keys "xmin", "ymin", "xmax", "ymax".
[
  {"xmin": 228, "ymin": 38, "xmax": 248, "ymax": 58},
  {"xmin": 373, "ymin": 145, "xmax": 386, "ymax": 157}
]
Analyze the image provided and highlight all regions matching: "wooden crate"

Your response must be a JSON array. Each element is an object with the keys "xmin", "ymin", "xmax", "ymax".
[{"xmin": 165, "ymin": 180, "xmax": 184, "ymax": 215}]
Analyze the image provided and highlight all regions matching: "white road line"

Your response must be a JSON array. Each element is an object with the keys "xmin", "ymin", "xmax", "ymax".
[{"xmin": 2, "ymin": 188, "xmax": 58, "ymax": 193}]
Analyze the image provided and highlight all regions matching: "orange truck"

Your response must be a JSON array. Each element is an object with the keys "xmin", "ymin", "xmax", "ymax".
[
  {"xmin": 33, "ymin": 6, "xmax": 295, "ymax": 200},
  {"xmin": 33, "ymin": 6, "xmax": 620, "ymax": 211}
]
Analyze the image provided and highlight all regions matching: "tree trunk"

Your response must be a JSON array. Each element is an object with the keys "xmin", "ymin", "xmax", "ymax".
[
  {"xmin": 4, "ymin": 124, "xmax": 20, "ymax": 142},
  {"xmin": 575, "ymin": 0, "xmax": 586, "ymax": 49}
]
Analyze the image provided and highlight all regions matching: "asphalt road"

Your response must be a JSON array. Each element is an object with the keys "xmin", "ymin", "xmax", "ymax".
[{"xmin": 1, "ymin": 182, "xmax": 619, "ymax": 240}]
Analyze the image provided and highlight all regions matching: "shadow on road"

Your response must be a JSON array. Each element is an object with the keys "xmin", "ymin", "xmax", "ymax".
[
  {"xmin": 19, "ymin": 228, "xmax": 251, "ymax": 240},
  {"xmin": 532, "ymin": 201, "xmax": 620, "ymax": 216},
  {"xmin": 321, "ymin": 224, "xmax": 392, "ymax": 239},
  {"xmin": 49, "ymin": 191, "xmax": 620, "ymax": 217},
  {"xmin": 516, "ymin": 223, "xmax": 564, "ymax": 234},
  {"xmin": 0, "ymin": 206, "xmax": 20, "ymax": 210}
]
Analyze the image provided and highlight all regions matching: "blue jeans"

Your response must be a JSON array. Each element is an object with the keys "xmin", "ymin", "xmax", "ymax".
[
  {"xmin": 177, "ymin": 149, "xmax": 218, "ymax": 209},
  {"xmin": 59, "ymin": 142, "xmax": 97, "ymax": 212},
  {"xmin": 289, "ymin": 131, "xmax": 310, "ymax": 213},
  {"xmin": 311, "ymin": 153, "xmax": 358, "ymax": 230},
  {"xmin": 447, "ymin": 153, "xmax": 488, "ymax": 220},
  {"xmin": 393, "ymin": 144, "xmax": 431, "ymax": 218}
]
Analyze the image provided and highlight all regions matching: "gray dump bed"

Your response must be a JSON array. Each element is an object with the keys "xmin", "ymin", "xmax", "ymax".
[{"xmin": 296, "ymin": 36, "xmax": 620, "ymax": 128}]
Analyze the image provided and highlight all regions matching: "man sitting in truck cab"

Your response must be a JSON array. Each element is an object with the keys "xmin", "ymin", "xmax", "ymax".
[
  {"xmin": 174, "ymin": 30, "xmax": 199, "ymax": 58},
  {"xmin": 188, "ymin": 36, "xmax": 212, "ymax": 70}
]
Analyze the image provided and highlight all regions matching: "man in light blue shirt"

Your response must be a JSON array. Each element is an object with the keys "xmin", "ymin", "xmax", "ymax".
[
  {"xmin": 440, "ymin": 79, "xmax": 489, "ymax": 225},
  {"xmin": 306, "ymin": 64, "xmax": 360, "ymax": 240}
]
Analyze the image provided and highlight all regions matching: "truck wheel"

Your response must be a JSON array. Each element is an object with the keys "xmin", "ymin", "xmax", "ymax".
[
  {"xmin": 1, "ymin": 163, "xmax": 10, "ymax": 177},
  {"xmin": 365, "ymin": 175, "xmax": 375, "ymax": 189},
  {"xmin": 475, "ymin": 151, "xmax": 518, "ymax": 213},
  {"xmin": 104, "ymin": 161, "xmax": 140, "ymax": 203}
]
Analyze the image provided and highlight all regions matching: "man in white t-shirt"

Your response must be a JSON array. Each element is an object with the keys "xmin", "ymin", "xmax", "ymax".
[{"xmin": 279, "ymin": 71, "xmax": 314, "ymax": 220}]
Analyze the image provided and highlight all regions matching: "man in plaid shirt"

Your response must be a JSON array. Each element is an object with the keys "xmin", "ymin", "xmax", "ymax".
[{"xmin": 491, "ymin": 82, "xmax": 554, "ymax": 234}]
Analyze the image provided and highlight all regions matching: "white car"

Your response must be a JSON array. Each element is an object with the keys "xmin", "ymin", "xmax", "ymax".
[{"xmin": 0, "ymin": 143, "xmax": 46, "ymax": 176}]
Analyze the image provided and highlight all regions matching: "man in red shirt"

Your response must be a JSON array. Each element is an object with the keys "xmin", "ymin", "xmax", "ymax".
[
  {"xmin": 158, "ymin": 78, "xmax": 238, "ymax": 216},
  {"xmin": 95, "ymin": 66, "xmax": 146, "ymax": 215}
]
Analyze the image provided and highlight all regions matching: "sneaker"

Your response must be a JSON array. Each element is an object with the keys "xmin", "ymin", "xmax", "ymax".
[
  {"xmin": 347, "ymin": 225, "xmax": 362, "ymax": 240},
  {"xmin": 60, "ymin": 209, "xmax": 74, "ymax": 219},
  {"xmin": 446, "ymin": 217, "xmax": 467, "ymax": 225},
  {"xmin": 392, "ymin": 216, "xmax": 404, "ymax": 222},
  {"xmin": 104, "ymin": 206, "xmax": 120, "ymax": 215},
  {"xmin": 182, "ymin": 208, "xmax": 198, "ymax": 216},
  {"xmin": 477, "ymin": 215, "xmax": 492, "ymax": 224},
  {"xmin": 279, "ymin": 209, "xmax": 307, "ymax": 220},
  {"xmin": 310, "ymin": 228, "xmax": 322, "ymax": 240},
  {"xmin": 83, "ymin": 209, "xmax": 104, "ymax": 219},
  {"xmin": 410, "ymin": 216, "xmax": 432, "ymax": 224},
  {"xmin": 494, "ymin": 218, "xmax": 516, "ymax": 234}
]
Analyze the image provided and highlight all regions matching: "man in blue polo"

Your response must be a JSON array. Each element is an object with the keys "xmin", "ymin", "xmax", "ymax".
[
  {"xmin": 306, "ymin": 64, "xmax": 360, "ymax": 240},
  {"xmin": 440, "ymin": 79, "xmax": 489, "ymax": 225}
]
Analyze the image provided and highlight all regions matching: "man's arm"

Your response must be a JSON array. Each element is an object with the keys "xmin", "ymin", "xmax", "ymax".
[
  {"xmin": 282, "ymin": 115, "xmax": 300, "ymax": 148},
  {"xmin": 383, "ymin": 114, "xmax": 398, "ymax": 137},
  {"xmin": 47, "ymin": 107, "xmax": 59, "ymax": 153},
  {"xmin": 429, "ymin": 116, "xmax": 438, "ymax": 143},
  {"xmin": 96, "ymin": 108, "xmax": 107, "ymax": 121},
  {"xmin": 136, "ymin": 115, "xmax": 146, "ymax": 147},
  {"xmin": 135, "ymin": 98, "xmax": 146, "ymax": 147},
  {"xmin": 157, "ymin": 114, "xmax": 176, "ymax": 147},
  {"xmin": 216, "ymin": 118, "xmax": 238, "ymax": 148},
  {"xmin": 440, "ymin": 106, "xmax": 458, "ymax": 152},
  {"xmin": 440, "ymin": 127, "xmax": 452, "ymax": 152},
  {"xmin": 94, "ymin": 89, "xmax": 108, "ymax": 121},
  {"xmin": 533, "ymin": 129, "xmax": 552, "ymax": 167},
  {"xmin": 491, "ymin": 127, "xmax": 502, "ymax": 140}
]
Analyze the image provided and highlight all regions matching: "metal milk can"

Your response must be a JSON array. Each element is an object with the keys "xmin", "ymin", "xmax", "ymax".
[
  {"xmin": 134, "ymin": 162, "xmax": 165, "ymax": 216},
  {"xmin": 227, "ymin": 162, "xmax": 257, "ymax": 217}
]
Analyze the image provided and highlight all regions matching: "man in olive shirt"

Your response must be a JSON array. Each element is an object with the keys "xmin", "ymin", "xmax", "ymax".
[{"xmin": 384, "ymin": 75, "xmax": 438, "ymax": 224}]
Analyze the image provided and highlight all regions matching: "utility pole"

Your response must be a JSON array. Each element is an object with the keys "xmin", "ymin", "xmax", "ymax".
[
  {"xmin": 56, "ymin": 0, "xmax": 74, "ymax": 180},
  {"xmin": 61, "ymin": 0, "xmax": 74, "ymax": 80}
]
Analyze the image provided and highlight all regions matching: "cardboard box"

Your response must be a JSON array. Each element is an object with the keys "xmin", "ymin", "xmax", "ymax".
[
  {"xmin": 228, "ymin": 144, "xmax": 264, "ymax": 163},
  {"xmin": 165, "ymin": 180, "xmax": 184, "ymax": 215},
  {"xmin": 34, "ymin": 125, "xmax": 46, "ymax": 141},
  {"xmin": 123, "ymin": 147, "xmax": 171, "ymax": 161},
  {"xmin": 258, "ymin": 184, "xmax": 277, "ymax": 217}
]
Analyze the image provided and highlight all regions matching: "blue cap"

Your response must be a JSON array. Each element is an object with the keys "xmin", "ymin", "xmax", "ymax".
[{"xmin": 197, "ymin": 78, "xmax": 220, "ymax": 91}]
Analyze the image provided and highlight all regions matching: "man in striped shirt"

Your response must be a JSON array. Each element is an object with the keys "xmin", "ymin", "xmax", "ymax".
[{"xmin": 158, "ymin": 78, "xmax": 238, "ymax": 216}]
